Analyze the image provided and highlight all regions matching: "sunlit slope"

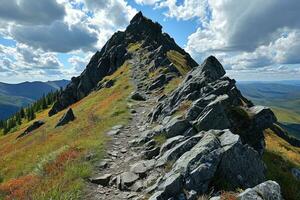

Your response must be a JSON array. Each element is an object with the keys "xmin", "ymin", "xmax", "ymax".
[
  {"xmin": 264, "ymin": 129, "xmax": 300, "ymax": 200},
  {"xmin": 0, "ymin": 62, "xmax": 133, "ymax": 199}
]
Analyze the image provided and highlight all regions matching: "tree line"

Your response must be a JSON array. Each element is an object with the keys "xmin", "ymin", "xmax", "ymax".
[{"xmin": 0, "ymin": 89, "xmax": 61, "ymax": 134}]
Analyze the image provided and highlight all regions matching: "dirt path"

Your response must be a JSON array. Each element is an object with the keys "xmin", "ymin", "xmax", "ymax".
[{"xmin": 84, "ymin": 50, "xmax": 157, "ymax": 200}]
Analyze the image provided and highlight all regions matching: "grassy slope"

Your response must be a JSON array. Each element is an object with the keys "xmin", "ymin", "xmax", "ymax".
[
  {"xmin": 264, "ymin": 129, "xmax": 300, "ymax": 200},
  {"xmin": 0, "ymin": 62, "xmax": 133, "ymax": 200}
]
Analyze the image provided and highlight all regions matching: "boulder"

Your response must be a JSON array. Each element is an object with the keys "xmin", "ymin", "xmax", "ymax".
[
  {"xmin": 130, "ymin": 160, "xmax": 155, "ymax": 177},
  {"xmin": 131, "ymin": 91, "xmax": 146, "ymax": 101},
  {"xmin": 150, "ymin": 130, "xmax": 266, "ymax": 199},
  {"xmin": 55, "ymin": 108, "xmax": 75, "ymax": 127},
  {"xmin": 117, "ymin": 172, "xmax": 140, "ymax": 190},
  {"xmin": 142, "ymin": 146, "xmax": 160, "ymax": 159},
  {"xmin": 237, "ymin": 180, "xmax": 283, "ymax": 200},
  {"xmin": 156, "ymin": 133, "xmax": 204, "ymax": 167},
  {"xmin": 159, "ymin": 135, "xmax": 185, "ymax": 155},
  {"xmin": 149, "ymin": 74, "xmax": 166, "ymax": 90},
  {"xmin": 195, "ymin": 103, "xmax": 230, "ymax": 132},
  {"xmin": 17, "ymin": 120, "xmax": 45, "ymax": 138},
  {"xmin": 165, "ymin": 116, "xmax": 191, "ymax": 138},
  {"xmin": 89, "ymin": 174, "xmax": 112, "ymax": 186}
]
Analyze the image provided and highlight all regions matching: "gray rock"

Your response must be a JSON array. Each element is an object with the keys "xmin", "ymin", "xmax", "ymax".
[
  {"xmin": 237, "ymin": 180, "xmax": 283, "ymax": 200},
  {"xmin": 17, "ymin": 120, "xmax": 45, "ymax": 138},
  {"xmin": 151, "ymin": 130, "xmax": 266, "ymax": 199},
  {"xmin": 55, "ymin": 108, "xmax": 75, "ymax": 127},
  {"xmin": 142, "ymin": 146, "xmax": 160, "ymax": 159},
  {"xmin": 117, "ymin": 172, "xmax": 140, "ymax": 190},
  {"xmin": 149, "ymin": 74, "xmax": 167, "ymax": 90},
  {"xmin": 130, "ymin": 160, "xmax": 155, "ymax": 176},
  {"xmin": 159, "ymin": 135, "xmax": 185, "ymax": 155},
  {"xmin": 156, "ymin": 133, "xmax": 203, "ymax": 167},
  {"xmin": 165, "ymin": 116, "xmax": 191, "ymax": 138},
  {"xmin": 112, "ymin": 124, "xmax": 124, "ymax": 130},
  {"xmin": 195, "ymin": 103, "xmax": 230, "ymax": 132},
  {"xmin": 131, "ymin": 91, "xmax": 146, "ymax": 101},
  {"xmin": 89, "ymin": 174, "xmax": 112, "ymax": 186},
  {"xmin": 131, "ymin": 180, "xmax": 144, "ymax": 192},
  {"xmin": 144, "ymin": 139, "xmax": 157, "ymax": 150},
  {"xmin": 106, "ymin": 129, "xmax": 121, "ymax": 136}
]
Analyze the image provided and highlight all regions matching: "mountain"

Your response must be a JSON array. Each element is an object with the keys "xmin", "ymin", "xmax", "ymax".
[
  {"xmin": 48, "ymin": 11, "xmax": 197, "ymax": 116},
  {"xmin": 238, "ymin": 81, "xmax": 300, "ymax": 139},
  {"xmin": 0, "ymin": 12, "xmax": 299, "ymax": 200},
  {"xmin": 0, "ymin": 80, "xmax": 69, "ymax": 119}
]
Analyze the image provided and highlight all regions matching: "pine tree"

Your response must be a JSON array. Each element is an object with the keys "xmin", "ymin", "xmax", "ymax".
[{"xmin": 20, "ymin": 107, "xmax": 25, "ymax": 118}]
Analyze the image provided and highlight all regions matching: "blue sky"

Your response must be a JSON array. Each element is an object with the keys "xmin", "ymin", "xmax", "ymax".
[{"xmin": 0, "ymin": 0, "xmax": 300, "ymax": 83}]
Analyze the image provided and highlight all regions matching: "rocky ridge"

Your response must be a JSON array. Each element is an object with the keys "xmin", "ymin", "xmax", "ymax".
[
  {"xmin": 72, "ymin": 12, "xmax": 283, "ymax": 200},
  {"xmin": 48, "ymin": 11, "xmax": 197, "ymax": 117}
]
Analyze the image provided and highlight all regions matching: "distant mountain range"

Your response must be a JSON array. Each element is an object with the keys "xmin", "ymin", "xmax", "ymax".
[
  {"xmin": 237, "ymin": 80, "xmax": 300, "ymax": 139},
  {"xmin": 0, "ymin": 80, "xmax": 69, "ymax": 120}
]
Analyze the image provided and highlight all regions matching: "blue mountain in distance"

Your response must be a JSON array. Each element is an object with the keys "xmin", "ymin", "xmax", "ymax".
[
  {"xmin": 0, "ymin": 80, "xmax": 69, "ymax": 120},
  {"xmin": 237, "ymin": 80, "xmax": 300, "ymax": 139}
]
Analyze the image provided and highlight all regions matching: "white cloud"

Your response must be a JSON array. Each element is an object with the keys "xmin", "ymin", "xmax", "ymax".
[
  {"xmin": 0, "ymin": 0, "xmax": 65, "ymax": 25},
  {"xmin": 135, "ymin": 0, "xmax": 160, "ymax": 5},
  {"xmin": 0, "ymin": 0, "xmax": 138, "ymax": 82}
]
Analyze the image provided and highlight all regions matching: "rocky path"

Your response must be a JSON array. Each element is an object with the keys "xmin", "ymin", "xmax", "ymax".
[{"xmin": 84, "ymin": 51, "xmax": 157, "ymax": 200}]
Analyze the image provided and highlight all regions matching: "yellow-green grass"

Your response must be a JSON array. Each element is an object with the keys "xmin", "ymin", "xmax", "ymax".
[
  {"xmin": 164, "ymin": 77, "xmax": 183, "ymax": 95},
  {"xmin": 0, "ymin": 62, "xmax": 133, "ymax": 199},
  {"xmin": 271, "ymin": 107, "xmax": 300, "ymax": 124},
  {"xmin": 127, "ymin": 42, "xmax": 142, "ymax": 53},
  {"xmin": 167, "ymin": 50, "xmax": 191, "ymax": 76},
  {"xmin": 264, "ymin": 129, "xmax": 300, "ymax": 200}
]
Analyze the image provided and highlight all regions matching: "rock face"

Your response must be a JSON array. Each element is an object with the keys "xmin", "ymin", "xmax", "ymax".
[
  {"xmin": 149, "ymin": 55, "xmax": 276, "ymax": 154},
  {"xmin": 48, "ymin": 11, "xmax": 198, "ymax": 116},
  {"xmin": 142, "ymin": 55, "xmax": 276, "ymax": 198},
  {"xmin": 17, "ymin": 120, "xmax": 44, "ymax": 139},
  {"xmin": 149, "ymin": 130, "xmax": 266, "ymax": 199},
  {"xmin": 237, "ymin": 180, "xmax": 283, "ymax": 200},
  {"xmin": 55, "ymin": 108, "xmax": 75, "ymax": 127}
]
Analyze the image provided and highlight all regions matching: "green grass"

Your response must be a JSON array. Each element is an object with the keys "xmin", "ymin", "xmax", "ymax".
[
  {"xmin": 153, "ymin": 134, "xmax": 167, "ymax": 145},
  {"xmin": 167, "ymin": 50, "xmax": 191, "ymax": 76},
  {"xmin": 164, "ymin": 77, "xmax": 183, "ymax": 95},
  {"xmin": 127, "ymin": 42, "xmax": 142, "ymax": 53},
  {"xmin": 0, "ymin": 61, "xmax": 134, "ymax": 199},
  {"xmin": 264, "ymin": 130, "xmax": 300, "ymax": 200},
  {"xmin": 272, "ymin": 107, "xmax": 300, "ymax": 124}
]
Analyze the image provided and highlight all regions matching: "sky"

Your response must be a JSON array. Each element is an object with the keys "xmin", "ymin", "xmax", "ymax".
[{"xmin": 0, "ymin": 0, "xmax": 300, "ymax": 83}]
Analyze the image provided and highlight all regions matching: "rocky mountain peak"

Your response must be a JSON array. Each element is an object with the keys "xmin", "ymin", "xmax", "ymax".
[
  {"xmin": 200, "ymin": 55, "xmax": 226, "ymax": 81},
  {"xmin": 48, "ymin": 12, "xmax": 198, "ymax": 116},
  {"xmin": 128, "ymin": 11, "xmax": 162, "ymax": 32}
]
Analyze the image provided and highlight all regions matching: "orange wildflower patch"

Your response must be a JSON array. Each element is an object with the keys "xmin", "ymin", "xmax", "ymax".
[
  {"xmin": 44, "ymin": 148, "xmax": 81, "ymax": 176},
  {"xmin": 0, "ymin": 175, "xmax": 39, "ymax": 200}
]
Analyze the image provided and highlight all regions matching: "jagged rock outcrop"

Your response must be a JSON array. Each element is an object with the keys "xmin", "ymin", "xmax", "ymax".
[
  {"xmin": 149, "ymin": 56, "xmax": 277, "ymax": 154},
  {"xmin": 237, "ymin": 180, "xmax": 283, "ymax": 200},
  {"xmin": 49, "ymin": 11, "xmax": 198, "ymax": 116},
  {"xmin": 149, "ymin": 130, "xmax": 266, "ymax": 199},
  {"xmin": 17, "ymin": 120, "xmax": 44, "ymax": 139},
  {"xmin": 137, "ymin": 56, "xmax": 277, "ymax": 199},
  {"xmin": 55, "ymin": 108, "xmax": 75, "ymax": 127}
]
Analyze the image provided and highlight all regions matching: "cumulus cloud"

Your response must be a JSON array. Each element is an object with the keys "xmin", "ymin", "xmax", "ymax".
[
  {"xmin": 0, "ymin": 43, "xmax": 63, "ymax": 78},
  {"xmin": 11, "ymin": 21, "xmax": 98, "ymax": 53},
  {"xmin": 0, "ymin": 0, "xmax": 65, "ymax": 25},
  {"xmin": 0, "ymin": 0, "xmax": 138, "ymax": 82},
  {"xmin": 135, "ymin": 0, "xmax": 160, "ymax": 5}
]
